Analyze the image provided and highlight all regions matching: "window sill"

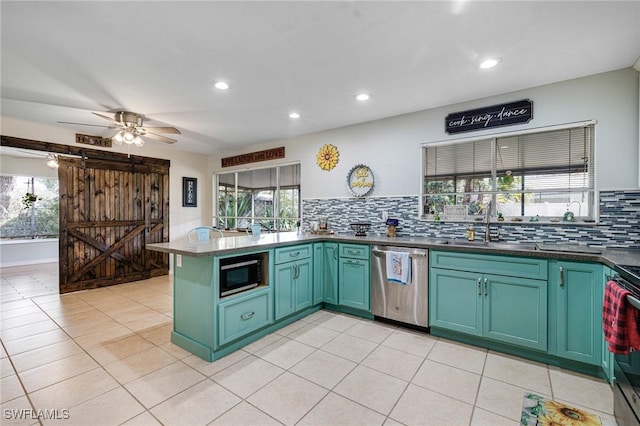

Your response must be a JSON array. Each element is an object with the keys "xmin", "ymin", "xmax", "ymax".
[
  {"xmin": 0, "ymin": 238, "xmax": 59, "ymax": 245},
  {"xmin": 421, "ymin": 217, "xmax": 599, "ymax": 226}
]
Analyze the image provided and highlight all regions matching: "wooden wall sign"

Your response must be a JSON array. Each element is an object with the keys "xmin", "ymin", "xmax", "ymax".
[
  {"xmin": 76, "ymin": 133, "xmax": 112, "ymax": 147},
  {"xmin": 222, "ymin": 147, "xmax": 285, "ymax": 167},
  {"xmin": 445, "ymin": 99, "xmax": 533, "ymax": 134}
]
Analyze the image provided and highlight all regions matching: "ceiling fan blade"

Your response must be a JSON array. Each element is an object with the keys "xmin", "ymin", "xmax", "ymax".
[
  {"xmin": 142, "ymin": 126, "xmax": 181, "ymax": 134},
  {"xmin": 58, "ymin": 120, "xmax": 116, "ymax": 129},
  {"xmin": 92, "ymin": 112, "xmax": 119, "ymax": 124},
  {"xmin": 143, "ymin": 132, "xmax": 177, "ymax": 144}
]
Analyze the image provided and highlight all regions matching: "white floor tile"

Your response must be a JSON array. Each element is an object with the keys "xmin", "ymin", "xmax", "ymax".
[{"xmin": 248, "ymin": 371, "xmax": 328, "ymax": 425}]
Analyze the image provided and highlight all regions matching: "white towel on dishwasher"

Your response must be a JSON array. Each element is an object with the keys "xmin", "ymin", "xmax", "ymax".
[{"xmin": 386, "ymin": 251, "xmax": 411, "ymax": 285}]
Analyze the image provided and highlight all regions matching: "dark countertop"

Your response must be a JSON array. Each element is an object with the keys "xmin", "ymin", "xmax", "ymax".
[{"xmin": 146, "ymin": 232, "xmax": 640, "ymax": 270}]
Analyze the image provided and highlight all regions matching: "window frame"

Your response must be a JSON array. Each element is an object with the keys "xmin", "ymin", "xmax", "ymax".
[
  {"xmin": 420, "ymin": 121, "xmax": 597, "ymax": 223},
  {"xmin": 0, "ymin": 174, "xmax": 60, "ymax": 240},
  {"xmin": 213, "ymin": 162, "xmax": 301, "ymax": 232}
]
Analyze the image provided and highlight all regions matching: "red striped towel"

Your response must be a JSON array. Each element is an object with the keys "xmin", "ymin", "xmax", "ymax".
[{"xmin": 603, "ymin": 280, "xmax": 631, "ymax": 354}]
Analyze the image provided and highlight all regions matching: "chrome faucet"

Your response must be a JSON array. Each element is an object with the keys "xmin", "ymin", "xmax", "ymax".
[
  {"xmin": 566, "ymin": 201, "xmax": 582, "ymax": 216},
  {"xmin": 484, "ymin": 201, "xmax": 491, "ymax": 242},
  {"xmin": 484, "ymin": 200, "xmax": 500, "ymax": 242}
]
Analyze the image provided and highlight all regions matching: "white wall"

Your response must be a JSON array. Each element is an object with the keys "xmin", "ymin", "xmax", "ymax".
[
  {"xmin": 210, "ymin": 68, "xmax": 640, "ymax": 199},
  {"xmin": 0, "ymin": 239, "xmax": 58, "ymax": 267}
]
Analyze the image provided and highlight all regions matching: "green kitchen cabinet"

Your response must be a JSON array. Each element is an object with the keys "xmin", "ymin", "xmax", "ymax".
[
  {"xmin": 313, "ymin": 242, "xmax": 338, "ymax": 305},
  {"xmin": 338, "ymin": 243, "xmax": 370, "ymax": 311},
  {"xmin": 548, "ymin": 260, "xmax": 603, "ymax": 366},
  {"xmin": 430, "ymin": 251, "xmax": 548, "ymax": 351},
  {"xmin": 218, "ymin": 287, "xmax": 273, "ymax": 346},
  {"xmin": 274, "ymin": 244, "xmax": 313, "ymax": 320},
  {"xmin": 430, "ymin": 268, "xmax": 483, "ymax": 335}
]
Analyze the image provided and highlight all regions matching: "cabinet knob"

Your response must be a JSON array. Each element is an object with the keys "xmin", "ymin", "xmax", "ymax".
[
  {"xmin": 559, "ymin": 266, "xmax": 564, "ymax": 287},
  {"xmin": 484, "ymin": 278, "xmax": 488, "ymax": 296},
  {"xmin": 477, "ymin": 278, "xmax": 482, "ymax": 295}
]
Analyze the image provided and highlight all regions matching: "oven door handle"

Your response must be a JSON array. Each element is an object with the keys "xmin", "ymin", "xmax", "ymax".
[{"xmin": 627, "ymin": 294, "xmax": 640, "ymax": 311}]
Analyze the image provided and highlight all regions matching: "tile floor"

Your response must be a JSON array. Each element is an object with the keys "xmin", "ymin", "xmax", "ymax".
[{"xmin": 1, "ymin": 263, "xmax": 617, "ymax": 425}]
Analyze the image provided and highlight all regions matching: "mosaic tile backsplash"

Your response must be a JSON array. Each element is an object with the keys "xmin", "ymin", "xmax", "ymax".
[{"xmin": 302, "ymin": 190, "xmax": 640, "ymax": 249}]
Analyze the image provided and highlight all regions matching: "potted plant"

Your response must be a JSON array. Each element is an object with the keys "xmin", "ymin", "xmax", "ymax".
[
  {"xmin": 497, "ymin": 212, "xmax": 504, "ymax": 221},
  {"xmin": 22, "ymin": 192, "xmax": 41, "ymax": 209}
]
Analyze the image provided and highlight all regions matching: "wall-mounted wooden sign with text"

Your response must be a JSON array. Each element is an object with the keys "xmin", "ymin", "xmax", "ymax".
[
  {"xmin": 445, "ymin": 99, "xmax": 533, "ymax": 134},
  {"xmin": 221, "ymin": 147, "xmax": 285, "ymax": 167},
  {"xmin": 76, "ymin": 133, "xmax": 112, "ymax": 147}
]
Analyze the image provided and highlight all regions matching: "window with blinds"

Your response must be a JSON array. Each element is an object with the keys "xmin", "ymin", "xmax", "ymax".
[
  {"xmin": 421, "ymin": 124, "xmax": 595, "ymax": 221},
  {"xmin": 215, "ymin": 163, "xmax": 301, "ymax": 232}
]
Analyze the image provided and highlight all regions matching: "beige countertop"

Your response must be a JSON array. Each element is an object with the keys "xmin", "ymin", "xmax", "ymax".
[{"xmin": 146, "ymin": 231, "xmax": 640, "ymax": 270}]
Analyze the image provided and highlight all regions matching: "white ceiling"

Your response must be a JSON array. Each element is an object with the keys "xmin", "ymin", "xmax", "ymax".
[{"xmin": 1, "ymin": 1, "xmax": 639, "ymax": 155}]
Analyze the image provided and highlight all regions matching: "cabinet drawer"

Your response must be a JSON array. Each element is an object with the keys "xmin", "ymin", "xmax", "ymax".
[
  {"xmin": 430, "ymin": 251, "xmax": 547, "ymax": 280},
  {"xmin": 339, "ymin": 243, "xmax": 370, "ymax": 260},
  {"xmin": 274, "ymin": 244, "xmax": 312, "ymax": 264},
  {"xmin": 218, "ymin": 289, "xmax": 272, "ymax": 346}
]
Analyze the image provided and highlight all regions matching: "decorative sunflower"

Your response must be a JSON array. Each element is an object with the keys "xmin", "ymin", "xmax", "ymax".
[
  {"xmin": 316, "ymin": 144, "xmax": 339, "ymax": 171},
  {"xmin": 540, "ymin": 401, "xmax": 602, "ymax": 426}
]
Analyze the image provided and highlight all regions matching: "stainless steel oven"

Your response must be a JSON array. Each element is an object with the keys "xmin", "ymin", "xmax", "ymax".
[{"xmin": 612, "ymin": 264, "xmax": 640, "ymax": 426}]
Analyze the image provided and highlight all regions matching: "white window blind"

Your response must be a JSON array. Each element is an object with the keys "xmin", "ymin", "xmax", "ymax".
[{"xmin": 421, "ymin": 124, "xmax": 595, "ymax": 220}]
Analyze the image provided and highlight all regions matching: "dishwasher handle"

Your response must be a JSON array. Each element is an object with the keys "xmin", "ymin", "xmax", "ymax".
[{"xmin": 372, "ymin": 249, "xmax": 427, "ymax": 258}]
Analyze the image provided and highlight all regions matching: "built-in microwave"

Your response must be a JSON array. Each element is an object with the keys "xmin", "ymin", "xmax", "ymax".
[{"xmin": 219, "ymin": 254, "xmax": 262, "ymax": 298}]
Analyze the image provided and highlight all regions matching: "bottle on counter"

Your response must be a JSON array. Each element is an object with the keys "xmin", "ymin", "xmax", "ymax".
[{"xmin": 467, "ymin": 224, "xmax": 475, "ymax": 241}]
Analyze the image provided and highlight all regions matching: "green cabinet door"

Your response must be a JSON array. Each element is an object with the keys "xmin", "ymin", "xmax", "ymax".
[
  {"xmin": 429, "ymin": 268, "xmax": 483, "ymax": 336},
  {"xmin": 295, "ymin": 259, "xmax": 313, "ymax": 311},
  {"xmin": 552, "ymin": 260, "xmax": 603, "ymax": 365},
  {"xmin": 313, "ymin": 243, "xmax": 324, "ymax": 305},
  {"xmin": 323, "ymin": 242, "xmax": 339, "ymax": 305},
  {"xmin": 275, "ymin": 262, "xmax": 296, "ymax": 320},
  {"xmin": 483, "ymin": 274, "xmax": 547, "ymax": 351},
  {"xmin": 338, "ymin": 257, "xmax": 370, "ymax": 311},
  {"xmin": 274, "ymin": 257, "xmax": 312, "ymax": 320}
]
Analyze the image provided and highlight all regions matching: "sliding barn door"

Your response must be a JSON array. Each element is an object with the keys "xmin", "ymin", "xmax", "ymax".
[{"xmin": 58, "ymin": 157, "xmax": 169, "ymax": 293}]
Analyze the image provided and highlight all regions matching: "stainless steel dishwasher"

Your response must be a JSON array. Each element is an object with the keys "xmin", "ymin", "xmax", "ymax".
[{"xmin": 371, "ymin": 245, "xmax": 429, "ymax": 328}]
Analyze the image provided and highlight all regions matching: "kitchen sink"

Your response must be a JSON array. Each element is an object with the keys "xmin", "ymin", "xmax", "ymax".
[
  {"xmin": 436, "ymin": 240, "xmax": 537, "ymax": 250},
  {"xmin": 534, "ymin": 243, "xmax": 603, "ymax": 254},
  {"xmin": 444, "ymin": 240, "xmax": 489, "ymax": 246}
]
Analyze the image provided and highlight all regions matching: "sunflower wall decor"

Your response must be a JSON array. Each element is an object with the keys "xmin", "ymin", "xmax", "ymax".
[{"xmin": 316, "ymin": 144, "xmax": 340, "ymax": 171}]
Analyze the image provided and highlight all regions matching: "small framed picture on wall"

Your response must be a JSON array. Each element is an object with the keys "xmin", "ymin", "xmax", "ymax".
[{"xmin": 182, "ymin": 177, "xmax": 197, "ymax": 207}]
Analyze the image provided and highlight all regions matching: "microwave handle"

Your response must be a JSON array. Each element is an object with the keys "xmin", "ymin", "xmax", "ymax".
[{"xmin": 220, "ymin": 259, "xmax": 258, "ymax": 270}]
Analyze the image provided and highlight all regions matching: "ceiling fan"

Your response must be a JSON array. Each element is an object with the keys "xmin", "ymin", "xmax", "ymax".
[{"xmin": 58, "ymin": 111, "xmax": 181, "ymax": 146}]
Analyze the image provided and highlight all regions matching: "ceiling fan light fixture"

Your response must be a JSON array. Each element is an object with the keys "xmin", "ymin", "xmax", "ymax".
[
  {"xmin": 123, "ymin": 130, "xmax": 136, "ymax": 144},
  {"xmin": 133, "ymin": 136, "xmax": 145, "ymax": 147},
  {"xmin": 113, "ymin": 131, "xmax": 124, "ymax": 145}
]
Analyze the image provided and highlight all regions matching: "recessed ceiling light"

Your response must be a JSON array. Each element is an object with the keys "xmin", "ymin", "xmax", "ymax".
[
  {"xmin": 355, "ymin": 93, "xmax": 371, "ymax": 101},
  {"xmin": 214, "ymin": 81, "xmax": 229, "ymax": 90},
  {"xmin": 479, "ymin": 58, "xmax": 501, "ymax": 69},
  {"xmin": 288, "ymin": 112, "xmax": 301, "ymax": 119}
]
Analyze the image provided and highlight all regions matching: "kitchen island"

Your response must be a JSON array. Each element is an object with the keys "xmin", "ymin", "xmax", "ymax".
[{"xmin": 147, "ymin": 232, "xmax": 639, "ymax": 378}]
